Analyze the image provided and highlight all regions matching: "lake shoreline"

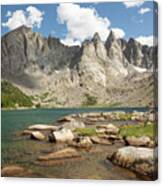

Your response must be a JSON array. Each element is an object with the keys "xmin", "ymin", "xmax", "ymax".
[{"xmin": 2, "ymin": 109, "xmax": 158, "ymax": 180}]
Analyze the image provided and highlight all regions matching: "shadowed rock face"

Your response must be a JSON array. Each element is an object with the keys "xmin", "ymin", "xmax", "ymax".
[{"xmin": 1, "ymin": 26, "xmax": 157, "ymax": 107}]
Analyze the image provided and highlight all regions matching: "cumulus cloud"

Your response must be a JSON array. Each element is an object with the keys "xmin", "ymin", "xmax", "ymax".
[
  {"xmin": 112, "ymin": 28, "xmax": 125, "ymax": 39},
  {"xmin": 57, "ymin": 3, "xmax": 125, "ymax": 46},
  {"xmin": 138, "ymin": 7, "xmax": 151, "ymax": 15},
  {"xmin": 61, "ymin": 37, "xmax": 81, "ymax": 46},
  {"xmin": 2, "ymin": 6, "xmax": 44, "ymax": 30},
  {"xmin": 136, "ymin": 35, "xmax": 157, "ymax": 46},
  {"xmin": 123, "ymin": 0, "xmax": 144, "ymax": 8}
]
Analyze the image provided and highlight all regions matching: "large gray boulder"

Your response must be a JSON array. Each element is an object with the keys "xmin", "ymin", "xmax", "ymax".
[
  {"xmin": 125, "ymin": 136, "xmax": 151, "ymax": 147},
  {"xmin": 52, "ymin": 128, "xmax": 74, "ymax": 143},
  {"xmin": 108, "ymin": 146, "xmax": 157, "ymax": 178}
]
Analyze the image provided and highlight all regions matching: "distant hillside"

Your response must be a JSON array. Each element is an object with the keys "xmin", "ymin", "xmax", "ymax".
[{"xmin": 1, "ymin": 80, "xmax": 33, "ymax": 108}]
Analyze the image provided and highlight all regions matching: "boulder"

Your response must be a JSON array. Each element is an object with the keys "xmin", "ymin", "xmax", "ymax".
[
  {"xmin": 96, "ymin": 124, "xmax": 119, "ymax": 134},
  {"xmin": 57, "ymin": 115, "xmax": 75, "ymax": 123},
  {"xmin": 84, "ymin": 117, "xmax": 105, "ymax": 122},
  {"xmin": 108, "ymin": 146, "xmax": 157, "ymax": 178},
  {"xmin": 30, "ymin": 131, "xmax": 46, "ymax": 141},
  {"xmin": 80, "ymin": 112, "xmax": 102, "ymax": 118},
  {"xmin": 1, "ymin": 165, "xmax": 32, "ymax": 177},
  {"xmin": 91, "ymin": 136, "xmax": 111, "ymax": 145},
  {"xmin": 125, "ymin": 136, "xmax": 151, "ymax": 147},
  {"xmin": 96, "ymin": 128, "xmax": 107, "ymax": 134},
  {"xmin": 1, "ymin": 165, "xmax": 25, "ymax": 177},
  {"xmin": 37, "ymin": 147, "xmax": 81, "ymax": 161},
  {"xmin": 148, "ymin": 140, "xmax": 156, "ymax": 148},
  {"xmin": 74, "ymin": 136, "xmax": 93, "ymax": 149},
  {"xmin": 148, "ymin": 113, "xmax": 156, "ymax": 122},
  {"xmin": 28, "ymin": 124, "xmax": 58, "ymax": 131},
  {"xmin": 22, "ymin": 130, "xmax": 35, "ymax": 135},
  {"xmin": 60, "ymin": 120, "xmax": 85, "ymax": 130},
  {"xmin": 131, "ymin": 111, "xmax": 146, "ymax": 121},
  {"xmin": 108, "ymin": 134, "xmax": 121, "ymax": 140},
  {"xmin": 52, "ymin": 128, "xmax": 74, "ymax": 143}
]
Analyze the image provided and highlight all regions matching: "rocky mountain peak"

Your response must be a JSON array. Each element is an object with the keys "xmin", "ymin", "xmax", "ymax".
[
  {"xmin": 1, "ymin": 26, "xmax": 157, "ymax": 107},
  {"xmin": 105, "ymin": 30, "xmax": 116, "ymax": 46},
  {"xmin": 13, "ymin": 25, "xmax": 32, "ymax": 34},
  {"xmin": 92, "ymin": 32, "xmax": 101, "ymax": 43},
  {"xmin": 124, "ymin": 38, "xmax": 143, "ymax": 67},
  {"xmin": 128, "ymin": 38, "xmax": 141, "ymax": 47}
]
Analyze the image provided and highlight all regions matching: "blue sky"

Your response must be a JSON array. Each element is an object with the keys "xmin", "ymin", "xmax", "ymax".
[{"xmin": 1, "ymin": 1, "xmax": 157, "ymax": 46}]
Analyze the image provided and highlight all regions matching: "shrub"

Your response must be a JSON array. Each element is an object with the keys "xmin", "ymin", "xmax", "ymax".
[
  {"xmin": 82, "ymin": 93, "xmax": 98, "ymax": 106},
  {"xmin": 74, "ymin": 128, "xmax": 97, "ymax": 136},
  {"xmin": 1, "ymin": 80, "xmax": 33, "ymax": 108}
]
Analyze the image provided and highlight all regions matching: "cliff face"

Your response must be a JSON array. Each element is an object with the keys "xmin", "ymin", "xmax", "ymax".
[{"xmin": 1, "ymin": 26, "xmax": 157, "ymax": 107}]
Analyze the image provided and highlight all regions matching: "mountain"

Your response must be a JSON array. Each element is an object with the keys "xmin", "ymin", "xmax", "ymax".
[{"xmin": 1, "ymin": 26, "xmax": 157, "ymax": 107}]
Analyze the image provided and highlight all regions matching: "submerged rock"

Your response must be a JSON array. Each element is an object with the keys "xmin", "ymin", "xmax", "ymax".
[
  {"xmin": 107, "ymin": 146, "xmax": 157, "ymax": 178},
  {"xmin": 125, "ymin": 136, "xmax": 151, "ymax": 147},
  {"xmin": 51, "ymin": 128, "xmax": 74, "ymax": 143},
  {"xmin": 38, "ymin": 147, "xmax": 81, "ymax": 161},
  {"xmin": 30, "ymin": 131, "xmax": 46, "ymax": 141},
  {"xmin": 1, "ymin": 165, "xmax": 32, "ymax": 177}
]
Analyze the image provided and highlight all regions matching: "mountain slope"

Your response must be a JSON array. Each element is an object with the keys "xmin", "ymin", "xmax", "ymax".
[
  {"xmin": 1, "ymin": 26, "xmax": 157, "ymax": 107},
  {"xmin": 1, "ymin": 80, "xmax": 33, "ymax": 108}
]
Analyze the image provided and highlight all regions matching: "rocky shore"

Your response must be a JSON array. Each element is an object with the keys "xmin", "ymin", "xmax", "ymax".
[{"xmin": 2, "ymin": 110, "xmax": 158, "ymax": 180}]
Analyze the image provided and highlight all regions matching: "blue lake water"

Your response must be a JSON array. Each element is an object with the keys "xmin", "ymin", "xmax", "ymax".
[{"xmin": 1, "ymin": 107, "xmax": 148, "ymax": 143}]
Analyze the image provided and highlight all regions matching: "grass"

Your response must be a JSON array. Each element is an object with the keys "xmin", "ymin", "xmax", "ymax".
[
  {"xmin": 118, "ymin": 113, "xmax": 132, "ymax": 120},
  {"xmin": 119, "ymin": 123, "xmax": 157, "ymax": 138},
  {"xmin": 74, "ymin": 128, "xmax": 97, "ymax": 136},
  {"xmin": 1, "ymin": 80, "xmax": 33, "ymax": 108}
]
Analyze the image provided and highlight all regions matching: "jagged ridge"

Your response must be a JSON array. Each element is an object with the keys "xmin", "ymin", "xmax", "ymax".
[{"xmin": 1, "ymin": 26, "xmax": 157, "ymax": 107}]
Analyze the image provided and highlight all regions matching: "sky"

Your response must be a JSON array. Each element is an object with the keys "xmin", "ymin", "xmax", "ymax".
[{"xmin": 1, "ymin": 1, "xmax": 158, "ymax": 46}]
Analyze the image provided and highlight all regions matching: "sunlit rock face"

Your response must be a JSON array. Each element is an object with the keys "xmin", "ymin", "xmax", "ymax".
[{"xmin": 1, "ymin": 26, "xmax": 157, "ymax": 107}]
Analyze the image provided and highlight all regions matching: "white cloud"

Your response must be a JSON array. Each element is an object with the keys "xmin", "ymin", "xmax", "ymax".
[
  {"xmin": 2, "ymin": 10, "xmax": 27, "ymax": 30},
  {"xmin": 136, "ymin": 35, "xmax": 158, "ymax": 46},
  {"xmin": 57, "ymin": 3, "xmax": 125, "ymax": 46},
  {"xmin": 2, "ymin": 6, "xmax": 44, "ymax": 30},
  {"xmin": 123, "ymin": 0, "xmax": 144, "ymax": 8},
  {"xmin": 138, "ymin": 7, "xmax": 151, "ymax": 15},
  {"xmin": 26, "ymin": 6, "xmax": 44, "ymax": 28},
  {"xmin": 112, "ymin": 28, "xmax": 125, "ymax": 39},
  {"xmin": 6, "ymin": 11, "xmax": 12, "ymax": 17},
  {"xmin": 61, "ymin": 37, "xmax": 81, "ymax": 46}
]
